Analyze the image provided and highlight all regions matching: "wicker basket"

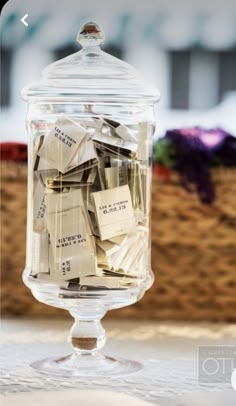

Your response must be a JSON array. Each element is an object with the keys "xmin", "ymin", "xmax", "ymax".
[{"xmin": 1, "ymin": 161, "xmax": 236, "ymax": 320}]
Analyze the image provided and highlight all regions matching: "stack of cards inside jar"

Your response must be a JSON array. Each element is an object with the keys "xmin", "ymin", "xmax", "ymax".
[{"xmin": 32, "ymin": 115, "xmax": 152, "ymax": 291}]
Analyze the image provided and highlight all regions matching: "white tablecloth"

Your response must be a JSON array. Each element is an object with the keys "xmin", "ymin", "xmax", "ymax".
[{"xmin": 1, "ymin": 319, "xmax": 236, "ymax": 405}]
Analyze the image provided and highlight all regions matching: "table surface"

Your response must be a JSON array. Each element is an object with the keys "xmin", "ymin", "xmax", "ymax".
[{"xmin": 1, "ymin": 318, "xmax": 236, "ymax": 405}]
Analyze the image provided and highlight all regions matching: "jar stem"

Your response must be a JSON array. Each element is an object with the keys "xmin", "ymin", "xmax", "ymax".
[{"xmin": 68, "ymin": 308, "xmax": 106, "ymax": 355}]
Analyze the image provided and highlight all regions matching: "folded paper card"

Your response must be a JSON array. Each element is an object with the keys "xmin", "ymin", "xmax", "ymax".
[
  {"xmin": 38, "ymin": 116, "xmax": 87, "ymax": 173},
  {"xmin": 45, "ymin": 206, "xmax": 96, "ymax": 280},
  {"xmin": 91, "ymin": 185, "xmax": 136, "ymax": 241},
  {"xmin": 45, "ymin": 188, "xmax": 93, "ymax": 237}
]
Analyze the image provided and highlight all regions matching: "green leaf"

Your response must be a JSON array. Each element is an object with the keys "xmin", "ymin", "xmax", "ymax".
[{"xmin": 153, "ymin": 139, "xmax": 176, "ymax": 168}]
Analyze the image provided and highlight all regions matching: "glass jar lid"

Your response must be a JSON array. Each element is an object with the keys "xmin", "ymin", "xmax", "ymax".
[{"xmin": 21, "ymin": 22, "xmax": 160, "ymax": 103}]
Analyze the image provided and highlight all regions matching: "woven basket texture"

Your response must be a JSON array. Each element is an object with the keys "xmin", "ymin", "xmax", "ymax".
[{"xmin": 1, "ymin": 162, "xmax": 236, "ymax": 320}]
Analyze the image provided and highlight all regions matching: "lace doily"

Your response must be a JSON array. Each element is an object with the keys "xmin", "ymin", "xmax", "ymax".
[{"xmin": 1, "ymin": 319, "xmax": 235, "ymax": 404}]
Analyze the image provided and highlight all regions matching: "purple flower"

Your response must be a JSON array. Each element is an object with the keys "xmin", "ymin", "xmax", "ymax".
[
  {"xmin": 166, "ymin": 128, "xmax": 214, "ymax": 204},
  {"xmin": 165, "ymin": 127, "xmax": 236, "ymax": 203}
]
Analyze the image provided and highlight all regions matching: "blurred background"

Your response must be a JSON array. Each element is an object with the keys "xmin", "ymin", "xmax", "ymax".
[
  {"xmin": 1, "ymin": 0, "xmax": 236, "ymax": 139},
  {"xmin": 1, "ymin": 0, "xmax": 236, "ymax": 320}
]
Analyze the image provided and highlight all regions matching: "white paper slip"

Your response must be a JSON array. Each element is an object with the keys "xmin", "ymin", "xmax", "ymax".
[
  {"xmin": 34, "ymin": 147, "xmax": 58, "ymax": 171},
  {"xmin": 31, "ymin": 231, "xmax": 49, "ymax": 275},
  {"xmin": 109, "ymin": 233, "xmax": 139, "ymax": 270},
  {"xmin": 104, "ymin": 166, "xmax": 128, "ymax": 189},
  {"xmin": 46, "ymin": 206, "xmax": 95, "ymax": 262},
  {"xmin": 59, "ymin": 281, "xmax": 70, "ymax": 289},
  {"xmin": 75, "ymin": 118, "xmax": 104, "ymax": 130},
  {"xmin": 91, "ymin": 185, "xmax": 136, "ymax": 241},
  {"xmin": 103, "ymin": 118, "xmax": 120, "ymax": 129},
  {"xmin": 129, "ymin": 162, "xmax": 144, "ymax": 213},
  {"xmin": 108, "ymin": 234, "xmax": 128, "ymax": 245},
  {"xmin": 103, "ymin": 119, "xmax": 137, "ymax": 144},
  {"xmin": 45, "ymin": 188, "xmax": 85, "ymax": 213},
  {"xmin": 81, "ymin": 186, "xmax": 94, "ymax": 212},
  {"xmin": 36, "ymin": 169, "xmax": 59, "ymax": 189},
  {"xmin": 102, "ymin": 269, "xmax": 139, "ymax": 278},
  {"xmin": 36, "ymin": 156, "xmax": 58, "ymax": 171},
  {"xmin": 52, "ymin": 254, "xmax": 97, "ymax": 281},
  {"xmin": 36, "ymin": 272, "xmax": 52, "ymax": 281},
  {"xmin": 33, "ymin": 135, "xmax": 44, "ymax": 170},
  {"xmin": 119, "ymin": 236, "xmax": 148, "ymax": 273},
  {"xmin": 96, "ymin": 239, "xmax": 120, "ymax": 256},
  {"xmin": 55, "ymin": 170, "xmax": 84, "ymax": 183},
  {"xmin": 55, "ymin": 157, "xmax": 98, "ymax": 180},
  {"xmin": 33, "ymin": 134, "xmax": 43, "ymax": 154},
  {"xmin": 136, "ymin": 122, "xmax": 151, "ymax": 161},
  {"xmin": 93, "ymin": 132, "xmax": 137, "ymax": 154},
  {"xmin": 38, "ymin": 116, "xmax": 87, "ymax": 173},
  {"xmin": 67, "ymin": 137, "xmax": 98, "ymax": 170},
  {"xmin": 47, "ymin": 223, "xmax": 96, "ymax": 281},
  {"xmin": 110, "ymin": 244, "xmax": 130, "ymax": 271},
  {"xmin": 134, "ymin": 209, "xmax": 144, "ymax": 224},
  {"xmin": 45, "ymin": 188, "xmax": 92, "ymax": 236},
  {"xmin": 96, "ymin": 246, "xmax": 113, "ymax": 269},
  {"xmin": 64, "ymin": 166, "xmax": 97, "ymax": 184},
  {"xmin": 33, "ymin": 181, "xmax": 47, "ymax": 232},
  {"xmin": 48, "ymin": 167, "xmax": 97, "ymax": 188},
  {"xmin": 88, "ymin": 211, "xmax": 100, "ymax": 236},
  {"xmin": 116, "ymin": 124, "xmax": 137, "ymax": 143},
  {"xmin": 140, "ymin": 166, "xmax": 150, "ymax": 214},
  {"xmin": 78, "ymin": 276, "xmax": 132, "ymax": 288},
  {"xmin": 48, "ymin": 238, "xmax": 54, "ymax": 274}
]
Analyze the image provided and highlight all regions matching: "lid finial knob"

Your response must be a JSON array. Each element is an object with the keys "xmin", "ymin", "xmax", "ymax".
[{"xmin": 77, "ymin": 22, "xmax": 105, "ymax": 47}]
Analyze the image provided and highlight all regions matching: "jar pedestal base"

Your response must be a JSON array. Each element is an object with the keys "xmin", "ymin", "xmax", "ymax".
[{"xmin": 31, "ymin": 353, "xmax": 142, "ymax": 378}]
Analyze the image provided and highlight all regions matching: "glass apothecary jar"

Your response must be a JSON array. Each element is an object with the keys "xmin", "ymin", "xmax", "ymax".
[{"xmin": 21, "ymin": 22, "xmax": 160, "ymax": 377}]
